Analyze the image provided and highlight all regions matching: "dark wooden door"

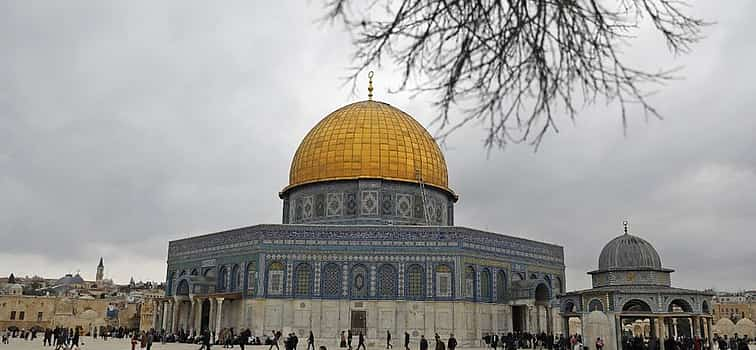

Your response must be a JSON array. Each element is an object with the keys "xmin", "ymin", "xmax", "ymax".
[
  {"xmin": 200, "ymin": 299, "xmax": 211, "ymax": 332},
  {"xmin": 350, "ymin": 310, "xmax": 367, "ymax": 336}
]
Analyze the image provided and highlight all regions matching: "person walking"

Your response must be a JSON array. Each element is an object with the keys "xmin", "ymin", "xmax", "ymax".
[
  {"xmin": 199, "ymin": 329, "xmax": 213, "ymax": 350},
  {"xmin": 240, "ymin": 329, "xmax": 251, "ymax": 350},
  {"xmin": 147, "ymin": 329, "xmax": 154, "ymax": 350},
  {"xmin": 420, "ymin": 335, "xmax": 429, "ymax": 350},
  {"xmin": 54, "ymin": 331, "xmax": 65, "ymax": 350},
  {"xmin": 43, "ymin": 328, "xmax": 51, "ymax": 346},
  {"xmin": 448, "ymin": 334, "xmax": 457, "ymax": 350},
  {"xmin": 435, "ymin": 335, "xmax": 446, "ymax": 350},
  {"xmin": 70, "ymin": 330, "xmax": 80, "ymax": 350},
  {"xmin": 269, "ymin": 330, "xmax": 282, "ymax": 350},
  {"xmin": 340, "ymin": 331, "xmax": 347, "ymax": 348},
  {"xmin": 357, "ymin": 332, "xmax": 366, "ymax": 350},
  {"xmin": 348, "ymin": 330, "xmax": 353, "ymax": 350},
  {"xmin": 596, "ymin": 338, "xmax": 604, "ymax": 350},
  {"xmin": 131, "ymin": 332, "xmax": 139, "ymax": 350},
  {"xmin": 405, "ymin": 332, "xmax": 411, "ymax": 350},
  {"xmin": 387, "ymin": 330, "xmax": 393, "ymax": 349},
  {"xmin": 308, "ymin": 331, "xmax": 316, "ymax": 350}
]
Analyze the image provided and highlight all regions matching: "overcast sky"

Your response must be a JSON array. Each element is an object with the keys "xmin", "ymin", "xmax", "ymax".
[{"xmin": 1, "ymin": 1, "xmax": 754, "ymax": 292}]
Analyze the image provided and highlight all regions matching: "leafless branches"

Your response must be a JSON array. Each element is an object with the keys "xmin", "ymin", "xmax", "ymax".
[{"xmin": 322, "ymin": 0, "xmax": 707, "ymax": 149}]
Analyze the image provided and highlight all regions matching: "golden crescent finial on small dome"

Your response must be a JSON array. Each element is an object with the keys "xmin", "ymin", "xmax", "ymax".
[{"xmin": 367, "ymin": 71, "xmax": 374, "ymax": 100}]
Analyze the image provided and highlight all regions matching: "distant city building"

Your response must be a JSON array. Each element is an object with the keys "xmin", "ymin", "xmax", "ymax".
[
  {"xmin": 96, "ymin": 257, "xmax": 105, "ymax": 284},
  {"xmin": 707, "ymin": 290, "xmax": 756, "ymax": 338},
  {"xmin": 0, "ymin": 258, "xmax": 164, "ymax": 333}
]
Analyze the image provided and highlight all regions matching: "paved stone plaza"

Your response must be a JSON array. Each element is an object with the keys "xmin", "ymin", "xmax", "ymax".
[{"xmin": 2, "ymin": 338, "xmax": 755, "ymax": 350}]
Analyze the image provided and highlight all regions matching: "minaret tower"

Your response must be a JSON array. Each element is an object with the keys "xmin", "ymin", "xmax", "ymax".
[{"xmin": 96, "ymin": 257, "xmax": 104, "ymax": 282}]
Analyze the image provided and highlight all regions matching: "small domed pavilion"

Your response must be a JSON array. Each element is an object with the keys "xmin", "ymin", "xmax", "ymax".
[{"xmin": 558, "ymin": 221, "xmax": 714, "ymax": 350}]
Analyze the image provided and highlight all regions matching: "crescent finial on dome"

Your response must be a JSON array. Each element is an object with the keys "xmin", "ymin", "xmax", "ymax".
[{"xmin": 367, "ymin": 71, "xmax": 374, "ymax": 100}]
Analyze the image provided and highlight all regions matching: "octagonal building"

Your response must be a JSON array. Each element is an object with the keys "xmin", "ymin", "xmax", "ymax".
[{"xmin": 159, "ymin": 94, "xmax": 566, "ymax": 346}]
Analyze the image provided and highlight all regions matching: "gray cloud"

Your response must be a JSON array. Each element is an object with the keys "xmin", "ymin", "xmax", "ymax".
[{"xmin": 0, "ymin": 1, "xmax": 753, "ymax": 290}]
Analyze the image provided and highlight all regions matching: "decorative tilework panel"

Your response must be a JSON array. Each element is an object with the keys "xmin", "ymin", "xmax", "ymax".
[
  {"xmin": 345, "ymin": 192, "xmax": 358, "ymax": 216},
  {"xmin": 351, "ymin": 265, "xmax": 368, "ymax": 297},
  {"xmin": 326, "ymin": 193, "xmax": 343, "ymax": 217},
  {"xmin": 361, "ymin": 191, "xmax": 378, "ymax": 216},
  {"xmin": 315, "ymin": 194, "xmax": 326, "ymax": 217},
  {"xmin": 381, "ymin": 192, "xmax": 394, "ymax": 216},
  {"xmin": 302, "ymin": 196, "xmax": 314, "ymax": 219},
  {"xmin": 396, "ymin": 194, "xmax": 412, "ymax": 218}
]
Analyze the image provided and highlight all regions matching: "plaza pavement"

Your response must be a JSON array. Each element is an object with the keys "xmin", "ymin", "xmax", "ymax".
[{"xmin": 2, "ymin": 339, "xmax": 754, "ymax": 350}]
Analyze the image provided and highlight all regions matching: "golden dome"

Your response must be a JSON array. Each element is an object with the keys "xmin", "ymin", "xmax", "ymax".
[{"xmin": 286, "ymin": 100, "xmax": 451, "ymax": 193}]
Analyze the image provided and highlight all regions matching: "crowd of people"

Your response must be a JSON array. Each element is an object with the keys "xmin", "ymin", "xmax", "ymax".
[
  {"xmin": 1, "ymin": 326, "xmax": 754, "ymax": 350},
  {"xmin": 0, "ymin": 326, "xmax": 151, "ymax": 349},
  {"xmin": 482, "ymin": 332, "xmax": 591, "ymax": 350},
  {"xmin": 714, "ymin": 334, "xmax": 751, "ymax": 350}
]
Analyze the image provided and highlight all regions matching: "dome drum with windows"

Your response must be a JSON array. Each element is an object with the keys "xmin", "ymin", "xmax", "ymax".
[{"xmin": 280, "ymin": 95, "xmax": 457, "ymax": 225}]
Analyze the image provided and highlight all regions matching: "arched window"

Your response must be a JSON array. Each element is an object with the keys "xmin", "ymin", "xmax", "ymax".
[
  {"xmin": 588, "ymin": 299, "xmax": 604, "ymax": 312},
  {"xmin": 351, "ymin": 265, "xmax": 368, "ymax": 298},
  {"xmin": 407, "ymin": 264, "xmax": 424, "ymax": 298},
  {"xmin": 563, "ymin": 301, "xmax": 578, "ymax": 313},
  {"xmin": 480, "ymin": 268, "xmax": 492, "ymax": 300},
  {"xmin": 267, "ymin": 262, "xmax": 285, "ymax": 296},
  {"xmin": 496, "ymin": 270, "xmax": 507, "ymax": 302},
  {"xmin": 230, "ymin": 265, "xmax": 240, "ymax": 291},
  {"xmin": 321, "ymin": 263, "xmax": 341, "ymax": 297},
  {"xmin": 378, "ymin": 264, "xmax": 397, "ymax": 297},
  {"xmin": 245, "ymin": 263, "xmax": 256, "ymax": 294},
  {"xmin": 179, "ymin": 270, "xmax": 187, "ymax": 277},
  {"xmin": 176, "ymin": 280, "xmax": 190, "ymax": 295},
  {"xmin": 622, "ymin": 299, "xmax": 652, "ymax": 312},
  {"xmin": 535, "ymin": 283, "xmax": 550, "ymax": 303},
  {"xmin": 294, "ymin": 263, "xmax": 312, "ymax": 296},
  {"xmin": 190, "ymin": 269, "xmax": 198, "ymax": 276},
  {"xmin": 668, "ymin": 299, "xmax": 693, "ymax": 313},
  {"xmin": 435, "ymin": 265, "xmax": 452, "ymax": 297},
  {"xmin": 218, "ymin": 266, "xmax": 228, "ymax": 291},
  {"xmin": 464, "ymin": 266, "xmax": 475, "ymax": 298},
  {"xmin": 702, "ymin": 301, "xmax": 710, "ymax": 314},
  {"xmin": 530, "ymin": 273, "xmax": 538, "ymax": 280}
]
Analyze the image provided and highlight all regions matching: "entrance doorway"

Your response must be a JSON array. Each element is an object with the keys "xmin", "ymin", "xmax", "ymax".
[
  {"xmin": 351, "ymin": 310, "xmax": 367, "ymax": 335},
  {"xmin": 512, "ymin": 305, "xmax": 527, "ymax": 332},
  {"xmin": 201, "ymin": 299, "xmax": 211, "ymax": 332}
]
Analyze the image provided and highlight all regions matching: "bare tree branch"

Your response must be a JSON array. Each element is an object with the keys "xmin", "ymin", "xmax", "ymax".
[{"xmin": 321, "ymin": 0, "xmax": 708, "ymax": 149}]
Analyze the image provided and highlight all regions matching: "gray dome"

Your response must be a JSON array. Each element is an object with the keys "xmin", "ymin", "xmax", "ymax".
[
  {"xmin": 55, "ymin": 273, "xmax": 85, "ymax": 285},
  {"xmin": 598, "ymin": 233, "xmax": 662, "ymax": 271}
]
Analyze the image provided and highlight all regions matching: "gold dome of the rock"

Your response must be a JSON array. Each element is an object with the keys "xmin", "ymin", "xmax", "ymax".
[{"xmin": 286, "ymin": 100, "xmax": 451, "ymax": 193}]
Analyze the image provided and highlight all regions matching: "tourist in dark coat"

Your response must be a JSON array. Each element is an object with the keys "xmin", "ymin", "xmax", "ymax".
[
  {"xmin": 357, "ymin": 332, "xmax": 366, "ymax": 350},
  {"xmin": 448, "ymin": 334, "xmax": 457, "ymax": 350},
  {"xmin": 405, "ymin": 332, "xmax": 411, "ymax": 350},
  {"xmin": 420, "ymin": 335, "xmax": 429, "ymax": 350},
  {"xmin": 308, "ymin": 331, "xmax": 315, "ymax": 350}
]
